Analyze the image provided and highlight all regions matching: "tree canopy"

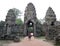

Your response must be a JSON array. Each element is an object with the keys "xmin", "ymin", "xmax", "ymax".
[
  {"xmin": 8, "ymin": 8, "xmax": 22, "ymax": 18},
  {"xmin": 0, "ymin": 21, "xmax": 5, "ymax": 27},
  {"xmin": 16, "ymin": 18, "xmax": 23, "ymax": 26}
]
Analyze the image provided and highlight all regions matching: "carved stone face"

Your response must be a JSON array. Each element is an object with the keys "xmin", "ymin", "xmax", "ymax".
[
  {"xmin": 45, "ymin": 7, "xmax": 56, "ymax": 25},
  {"xmin": 24, "ymin": 3, "xmax": 37, "ymax": 36},
  {"xmin": 24, "ymin": 3, "xmax": 36, "ymax": 21}
]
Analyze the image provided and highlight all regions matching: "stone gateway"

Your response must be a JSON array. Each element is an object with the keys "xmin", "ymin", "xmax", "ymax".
[
  {"xmin": 24, "ymin": 3, "xmax": 42, "ymax": 36},
  {"xmin": 0, "ymin": 2, "xmax": 59, "ymax": 44}
]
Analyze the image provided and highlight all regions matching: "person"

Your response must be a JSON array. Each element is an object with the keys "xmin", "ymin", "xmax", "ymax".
[
  {"xmin": 28, "ymin": 33, "xmax": 31, "ymax": 40},
  {"xmin": 31, "ymin": 33, "xmax": 33, "ymax": 36}
]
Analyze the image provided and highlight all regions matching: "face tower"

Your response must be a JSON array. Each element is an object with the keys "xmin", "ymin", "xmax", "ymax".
[
  {"xmin": 45, "ymin": 7, "xmax": 56, "ymax": 25},
  {"xmin": 24, "ymin": 3, "xmax": 37, "ymax": 36},
  {"xmin": 5, "ymin": 9, "xmax": 16, "ymax": 35},
  {"xmin": 45, "ymin": 7, "xmax": 57, "ymax": 40}
]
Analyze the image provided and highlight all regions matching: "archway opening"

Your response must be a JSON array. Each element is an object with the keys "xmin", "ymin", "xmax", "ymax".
[{"xmin": 26, "ymin": 20, "xmax": 34, "ymax": 36}]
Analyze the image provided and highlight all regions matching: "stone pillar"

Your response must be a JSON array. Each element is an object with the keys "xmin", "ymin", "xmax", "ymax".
[
  {"xmin": 34, "ymin": 23, "xmax": 36, "ymax": 36},
  {"xmin": 24, "ymin": 24, "xmax": 27, "ymax": 36},
  {"xmin": 7, "ymin": 25, "xmax": 11, "ymax": 35}
]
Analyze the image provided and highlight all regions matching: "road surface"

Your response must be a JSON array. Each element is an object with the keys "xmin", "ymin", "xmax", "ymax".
[{"xmin": 8, "ymin": 36, "xmax": 54, "ymax": 46}]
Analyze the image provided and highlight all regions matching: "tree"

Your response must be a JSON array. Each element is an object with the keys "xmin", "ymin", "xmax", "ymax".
[
  {"xmin": 0, "ymin": 21, "xmax": 5, "ymax": 34},
  {"xmin": 8, "ymin": 8, "xmax": 23, "ymax": 25},
  {"xmin": 0, "ymin": 21, "xmax": 5, "ymax": 27},
  {"xmin": 12, "ymin": 8, "xmax": 23, "ymax": 25},
  {"xmin": 12, "ymin": 8, "xmax": 22, "ymax": 18},
  {"xmin": 16, "ymin": 18, "xmax": 23, "ymax": 26}
]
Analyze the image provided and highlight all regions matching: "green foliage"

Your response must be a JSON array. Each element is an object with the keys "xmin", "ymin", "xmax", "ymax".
[
  {"xmin": 9, "ymin": 8, "xmax": 22, "ymax": 18},
  {"xmin": 11, "ymin": 8, "xmax": 23, "ymax": 25},
  {"xmin": 28, "ymin": 27, "xmax": 33, "ymax": 33},
  {"xmin": 16, "ymin": 18, "xmax": 23, "ymax": 26},
  {"xmin": 13, "ymin": 8, "xmax": 22, "ymax": 16},
  {"xmin": 0, "ymin": 21, "xmax": 5, "ymax": 27},
  {"xmin": 0, "ymin": 21, "xmax": 5, "ymax": 31},
  {"xmin": 36, "ymin": 20, "xmax": 44, "ymax": 36}
]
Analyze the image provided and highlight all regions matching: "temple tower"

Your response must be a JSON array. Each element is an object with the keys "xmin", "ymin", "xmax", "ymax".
[
  {"xmin": 45, "ymin": 7, "xmax": 57, "ymax": 40},
  {"xmin": 24, "ymin": 3, "xmax": 37, "ymax": 36},
  {"xmin": 5, "ymin": 9, "xmax": 16, "ymax": 35},
  {"xmin": 45, "ymin": 7, "xmax": 56, "ymax": 25}
]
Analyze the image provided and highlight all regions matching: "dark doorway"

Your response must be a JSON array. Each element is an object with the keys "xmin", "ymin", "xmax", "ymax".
[
  {"xmin": 26, "ymin": 20, "xmax": 34, "ymax": 36},
  {"xmin": 51, "ymin": 22, "xmax": 54, "ymax": 26}
]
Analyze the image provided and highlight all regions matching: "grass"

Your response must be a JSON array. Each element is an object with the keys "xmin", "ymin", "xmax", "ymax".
[
  {"xmin": 0, "ymin": 40, "xmax": 13, "ymax": 46},
  {"xmin": 0, "ymin": 36, "xmax": 25, "ymax": 46},
  {"xmin": 54, "ymin": 42, "xmax": 60, "ymax": 46},
  {"xmin": 35, "ymin": 36, "xmax": 45, "ymax": 40}
]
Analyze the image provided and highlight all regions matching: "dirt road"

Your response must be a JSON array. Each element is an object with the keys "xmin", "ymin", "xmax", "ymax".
[{"xmin": 8, "ymin": 36, "xmax": 54, "ymax": 46}]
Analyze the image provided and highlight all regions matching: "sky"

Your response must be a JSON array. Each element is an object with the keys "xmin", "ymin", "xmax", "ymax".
[{"xmin": 0, "ymin": 0, "xmax": 60, "ymax": 21}]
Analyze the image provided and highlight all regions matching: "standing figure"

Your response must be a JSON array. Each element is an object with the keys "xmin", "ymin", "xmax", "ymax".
[{"xmin": 28, "ymin": 33, "xmax": 31, "ymax": 40}]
